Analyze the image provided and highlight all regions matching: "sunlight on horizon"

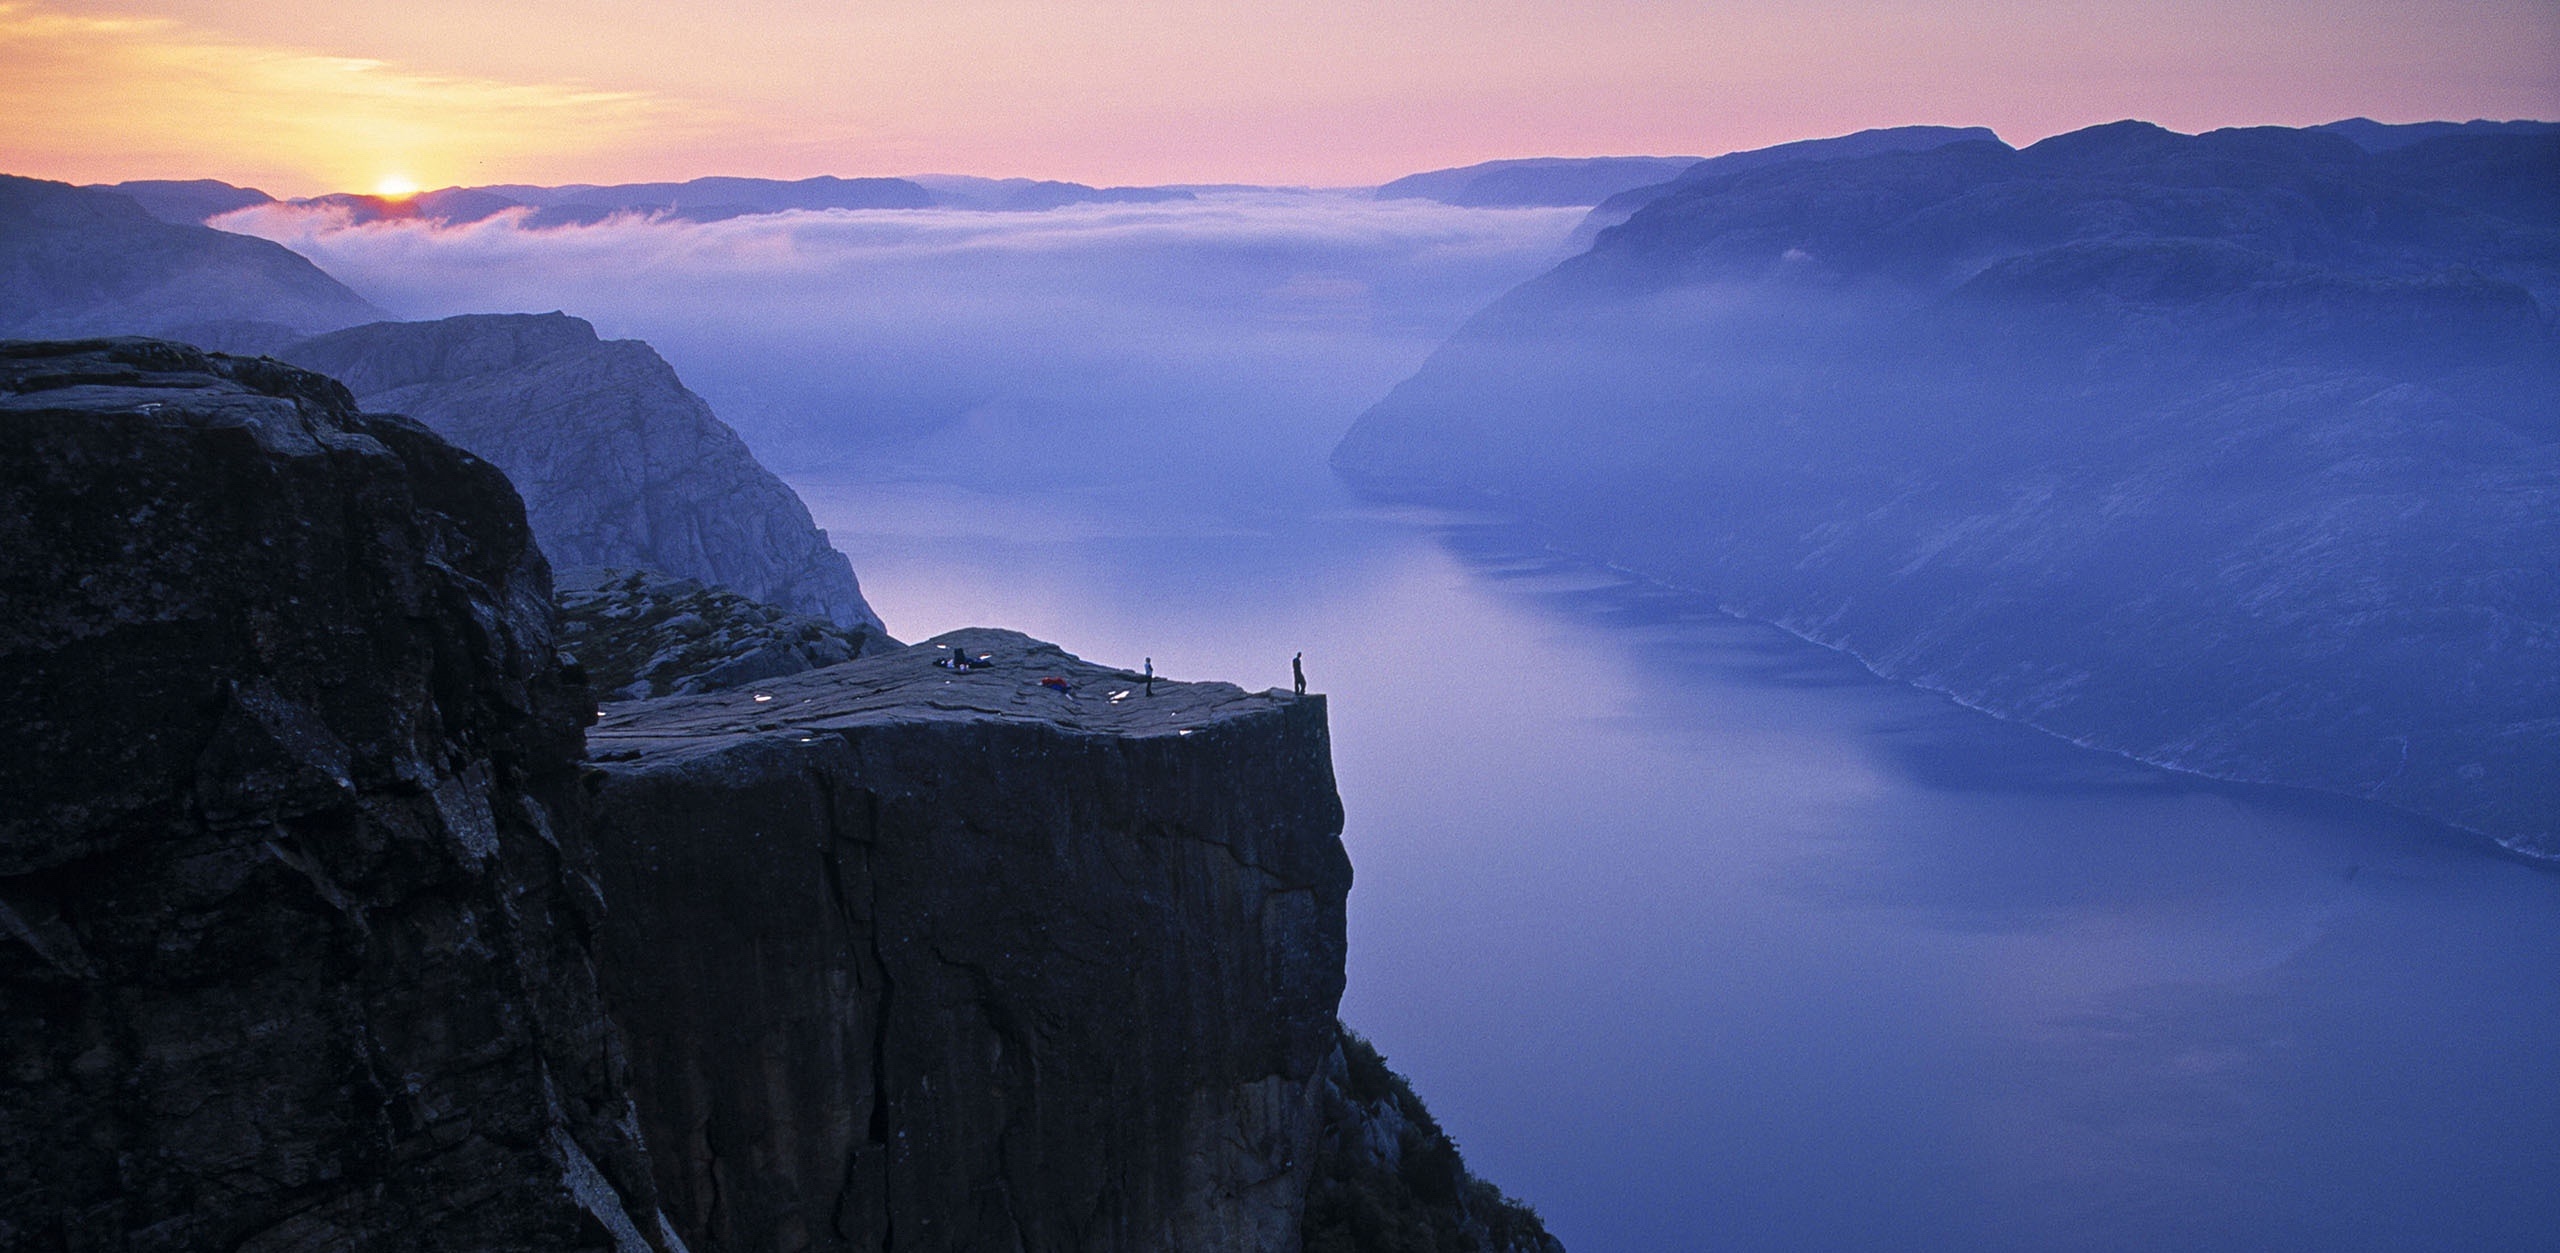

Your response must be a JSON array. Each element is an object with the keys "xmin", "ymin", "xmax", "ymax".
[{"xmin": 2, "ymin": 0, "xmax": 2552, "ymax": 193}]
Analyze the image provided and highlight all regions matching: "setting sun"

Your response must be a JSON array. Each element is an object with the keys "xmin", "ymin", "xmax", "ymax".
[{"xmin": 373, "ymin": 175, "xmax": 419, "ymax": 197}]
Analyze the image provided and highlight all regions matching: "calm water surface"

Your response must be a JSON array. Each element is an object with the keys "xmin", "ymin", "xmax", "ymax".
[{"xmin": 804, "ymin": 479, "xmax": 2560, "ymax": 1253}]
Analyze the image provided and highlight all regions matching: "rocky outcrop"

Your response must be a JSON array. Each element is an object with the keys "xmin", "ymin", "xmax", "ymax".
[
  {"xmin": 557, "ymin": 567, "xmax": 882, "ymax": 700},
  {"xmin": 1335, "ymin": 122, "xmax": 2560, "ymax": 857},
  {"xmin": 1, "ymin": 341, "xmax": 1548, "ymax": 1251},
  {"xmin": 0, "ymin": 176, "xmax": 386, "ymax": 354},
  {"xmin": 1303, "ymin": 1030, "xmax": 1561, "ymax": 1253},
  {"xmin": 0, "ymin": 339, "xmax": 677, "ymax": 1250},
  {"xmin": 583, "ymin": 629, "xmax": 1354, "ymax": 1252},
  {"xmin": 281, "ymin": 313, "xmax": 886, "ymax": 635}
]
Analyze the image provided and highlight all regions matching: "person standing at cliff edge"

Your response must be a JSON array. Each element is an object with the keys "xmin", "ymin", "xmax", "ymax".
[{"xmin": 1293, "ymin": 652, "xmax": 1306, "ymax": 697}]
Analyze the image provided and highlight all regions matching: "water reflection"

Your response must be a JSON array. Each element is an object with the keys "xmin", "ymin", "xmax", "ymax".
[{"xmin": 812, "ymin": 480, "xmax": 2560, "ymax": 1253}]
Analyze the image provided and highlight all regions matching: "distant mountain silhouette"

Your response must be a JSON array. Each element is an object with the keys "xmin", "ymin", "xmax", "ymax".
[
  {"xmin": 1576, "ymin": 125, "xmax": 2003, "ymax": 236},
  {"xmin": 246, "ymin": 174, "xmax": 1215, "ymax": 225},
  {"xmin": 1336, "ymin": 121, "xmax": 2560, "ymax": 857},
  {"xmin": 1375, "ymin": 156, "xmax": 1704, "ymax": 207},
  {"xmin": 297, "ymin": 187, "xmax": 530, "ymax": 226},
  {"xmin": 280, "ymin": 176, "xmax": 936, "ymax": 227},
  {"xmin": 906, "ymin": 175, "xmax": 1199, "ymax": 211},
  {"xmin": 2316, "ymin": 117, "xmax": 2560, "ymax": 151},
  {"xmin": 95, "ymin": 178, "xmax": 275, "ymax": 224},
  {"xmin": 0, "ymin": 175, "xmax": 384, "ymax": 352}
]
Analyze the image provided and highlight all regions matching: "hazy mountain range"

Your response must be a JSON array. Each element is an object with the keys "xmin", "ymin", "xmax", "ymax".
[
  {"xmin": 0, "ymin": 174, "xmax": 383, "ymax": 352},
  {"xmin": 13, "ymin": 116, "xmax": 2555, "ymax": 854},
  {"xmin": 1, "ymin": 174, "xmax": 885, "ymax": 633},
  {"xmin": 1336, "ymin": 120, "xmax": 2560, "ymax": 856},
  {"xmin": 92, "ymin": 172, "xmax": 1202, "ymax": 228},
  {"xmin": 1373, "ymin": 156, "xmax": 1705, "ymax": 207}
]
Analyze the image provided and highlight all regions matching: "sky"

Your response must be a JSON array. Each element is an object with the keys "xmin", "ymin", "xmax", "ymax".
[{"xmin": 4, "ymin": 0, "xmax": 2554, "ymax": 193}]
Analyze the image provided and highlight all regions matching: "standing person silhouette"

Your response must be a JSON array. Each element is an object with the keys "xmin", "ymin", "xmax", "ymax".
[
  {"xmin": 1143, "ymin": 657, "xmax": 1153, "ymax": 696},
  {"xmin": 1292, "ymin": 652, "xmax": 1306, "ymax": 697}
]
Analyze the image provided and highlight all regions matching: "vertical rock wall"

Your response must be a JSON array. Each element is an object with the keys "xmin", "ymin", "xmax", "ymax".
[
  {"xmin": 0, "ymin": 339, "xmax": 1544, "ymax": 1253},
  {"xmin": 585, "ymin": 631, "xmax": 1353, "ymax": 1252},
  {"xmin": 0, "ymin": 340, "xmax": 677, "ymax": 1251}
]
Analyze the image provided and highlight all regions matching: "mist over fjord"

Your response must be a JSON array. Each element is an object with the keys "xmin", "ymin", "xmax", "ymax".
[{"xmin": 215, "ymin": 192, "xmax": 1589, "ymax": 515}]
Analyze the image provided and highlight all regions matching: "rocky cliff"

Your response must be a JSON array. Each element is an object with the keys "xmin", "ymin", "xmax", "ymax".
[
  {"xmin": 583, "ymin": 629, "xmax": 1354, "ymax": 1252},
  {"xmin": 0, "ymin": 176, "xmax": 386, "ymax": 353},
  {"xmin": 0, "ymin": 339, "xmax": 677, "ymax": 1250},
  {"xmin": 282, "ymin": 313, "xmax": 887, "ymax": 636},
  {"xmin": 1336, "ymin": 122, "xmax": 2560, "ymax": 857},
  {"xmin": 558, "ymin": 567, "xmax": 881, "ymax": 701},
  {"xmin": 1302, "ymin": 1031, "xmax": 1560, "ymax": 1253},
  {"xmin": 3, "ymin": 337, "xmax": 1548, "ymax": 1252}
]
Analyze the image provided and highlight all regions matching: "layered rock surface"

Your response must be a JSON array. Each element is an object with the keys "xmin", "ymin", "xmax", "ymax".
[
  {"xmin": 558, "ymin": 567, "xmax": 883, "ymax": 701},
  {"xmin": 1337, "ymin": 122, "xmax": 2560, "ymax": 856},
  {"xmin": 584, "ymin": 629, "xmax": 1354, "ymax": 1252},
  {"xmin": 0, "ymin": 339, "xmax": 676, "ymax": 1250},
  {"xmin": 282, "ymin": 313, "xmax": 886, "ymax": 635}
]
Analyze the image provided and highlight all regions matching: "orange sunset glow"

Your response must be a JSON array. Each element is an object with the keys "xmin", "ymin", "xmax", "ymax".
[{"xmin": 5, "ymin": 0, "xmax": 2558, "ymax": 194}]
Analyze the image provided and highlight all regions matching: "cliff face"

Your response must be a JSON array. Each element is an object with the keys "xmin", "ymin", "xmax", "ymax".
[
  {"xmin": 3, "ymin": 340, "xmax": 1546, "ymax": 1252},
  {"xmin": 583, "ymin": 629, "xmax": 1354, "ymax": 1252},
  {"xmin": 282, "ymin": 313, "xmax": 886, "ymax": 636},
  {"xmin": 1336, "ymin": 123, "xmax": 2560, "ymax": 858},
  {"xmin": 0, "ymin": 177, "xmax": 386, "ymax": 354},
  {"xmin": 0, "ymin": 340, "xmax": 676, "ymax": 1250}
]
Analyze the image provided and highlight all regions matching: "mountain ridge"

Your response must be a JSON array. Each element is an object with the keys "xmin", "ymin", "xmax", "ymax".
[
  {"xmin": 1335, "ymin": 120, "xmax": 2560, "ymax": 858},
  {"xmin": 0, "ymin": 175, "xmax": 385, "ymax": 353}
]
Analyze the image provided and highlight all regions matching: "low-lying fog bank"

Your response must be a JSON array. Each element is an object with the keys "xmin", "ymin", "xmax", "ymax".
[{"xmin": 215, "ymin": 192, "xmax": 1586, "ymax": 518}]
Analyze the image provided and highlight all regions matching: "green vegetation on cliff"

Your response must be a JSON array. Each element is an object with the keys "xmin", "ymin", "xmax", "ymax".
[{"xmin": 1304, "ymin": 1026, "xmax": 1562, "ymax": 1253}]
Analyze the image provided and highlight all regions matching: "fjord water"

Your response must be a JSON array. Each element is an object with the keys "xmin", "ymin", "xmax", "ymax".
[
  {"xmin": 803, "ymin": 479, "xmax": 2560, "ymax": 1253},
  {"xmin": 241, "ymin": 188, "xmax": 2559, "ymax": 1248}
]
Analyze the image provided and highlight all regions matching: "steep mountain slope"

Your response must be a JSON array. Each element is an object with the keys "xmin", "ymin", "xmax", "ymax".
[
  {"xmin": 1335, "ymin": 122, "xmax": 2560, "ymax": 856},
  {"xmin": 0, "ymin": 339, "xmax": 678, "ymax": 1250},
  {"xmin": 283, "ymin": 313, "xmax": 888, "ymax": 636},
  {"xmin": 0, "ymin": 176, "xmax": 384, "ymax": 352}
]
